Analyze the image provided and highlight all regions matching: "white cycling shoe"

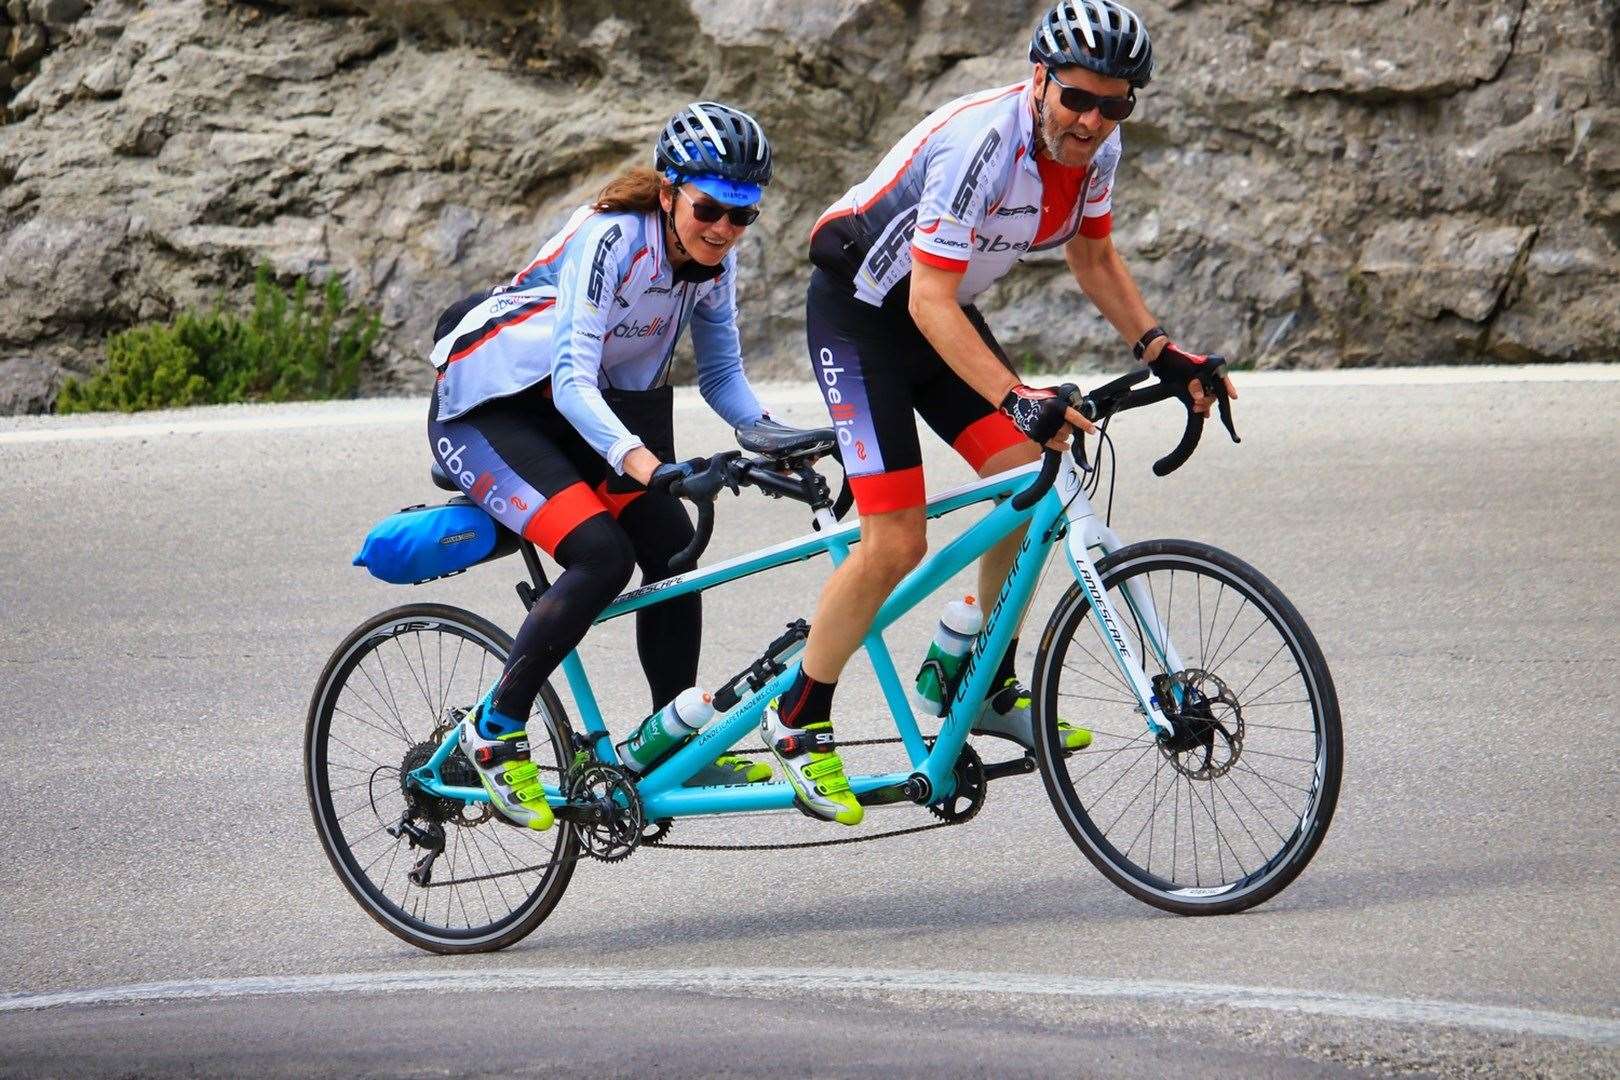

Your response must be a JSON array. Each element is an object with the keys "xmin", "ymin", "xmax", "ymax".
[
  {"xmin": 759, "ymin": 699, "xmax": 863, "ymax": 826},
  {"xmin": 971, "ymin": 678, "xmax": 1093, "ymax": 752}
]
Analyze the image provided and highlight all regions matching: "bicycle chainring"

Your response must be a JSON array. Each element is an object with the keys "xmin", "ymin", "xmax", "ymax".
[
  {"xmin": 1159, "ymin": 669, "xmax": 1244, "ymax": 780},
  {"xmin": 567, "ymin": 763, "xmax": 644, "ymax": 863},
  {"xmin": 928, "ymin": 742, "xmax": 986, "ymax": 824}
]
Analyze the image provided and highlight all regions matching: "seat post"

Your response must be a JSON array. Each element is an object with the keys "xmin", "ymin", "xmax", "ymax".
[{"xmin": 516, "ymin": 541, "xmax": 551, "ymax": 610}]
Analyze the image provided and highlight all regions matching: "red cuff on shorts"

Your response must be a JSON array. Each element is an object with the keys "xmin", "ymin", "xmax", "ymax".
[
  {"xmin": 848, "ymin": 466, "xmax": 926, "ymax": 514},
  {"xmin": 593, "ymin": 481, "xmax": 644, "ymax": 520},
  {"xmin": 951, "ymin": 412, "xmax": 1026, "ymax": 471},
  {"xmin": 523, "ymin": 481, "xmax": 610, "ymax": 556}
]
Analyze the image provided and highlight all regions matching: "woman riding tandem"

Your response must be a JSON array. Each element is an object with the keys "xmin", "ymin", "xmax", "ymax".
[{"xmin": 427, "ymin": 102, "xmax": 777, "ymax": 831}]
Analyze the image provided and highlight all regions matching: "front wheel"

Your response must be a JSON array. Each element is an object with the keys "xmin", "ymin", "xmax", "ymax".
[
  {"xmin": 1032, "ymin": 539, "xmax": 1341, "ymax": 915},
  {"xmin": 305, "ymin": 603, "xmax": 580, "ymax": 953}
]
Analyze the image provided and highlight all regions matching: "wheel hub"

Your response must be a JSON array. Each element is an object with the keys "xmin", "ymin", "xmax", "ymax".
[
  {"xmin": 399, "ymin": 737, "xmax": 484, "ymax": 824},
  {"xmin": 1157, "ymin": 669, "xmax": 1244, "ymax": 780}
]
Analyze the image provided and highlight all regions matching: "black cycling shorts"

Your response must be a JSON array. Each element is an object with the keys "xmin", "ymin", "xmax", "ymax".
[
  {"xmin": 804, "ymin": 269, "xmax": 1025, "ymax": 514},
  {"xmin": 427, "ymin": 379, "xmax": 668, "ymax": 556}
]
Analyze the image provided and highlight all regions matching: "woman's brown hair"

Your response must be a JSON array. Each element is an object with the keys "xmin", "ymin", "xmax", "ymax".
[{"xmin": 594, "ymin": 166, "xmax": 666, "ymax": 214}]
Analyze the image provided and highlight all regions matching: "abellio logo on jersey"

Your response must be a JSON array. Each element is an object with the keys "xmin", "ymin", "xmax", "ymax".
[
  {"xmin": 436, "ymin": 438, "xmax": 511, "ymax": 516},
  {"xmin": 974, "ymin": 234, "xmax": 1030, "ymax": 255},
  {"xmin": 611, "ymin": 316, "xmax": 669, "ymax": 339}
]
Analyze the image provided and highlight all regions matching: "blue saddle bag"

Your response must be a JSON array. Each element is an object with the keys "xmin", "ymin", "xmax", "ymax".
[{"xmin": 353, "ymin": 497, "xmax": 509, "ymax": 585}]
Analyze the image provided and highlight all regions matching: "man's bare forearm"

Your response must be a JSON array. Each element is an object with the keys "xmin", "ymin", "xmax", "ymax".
[{"xmin": 1066, "ymin": 236, "xmax": 1166, "ymax": 362}]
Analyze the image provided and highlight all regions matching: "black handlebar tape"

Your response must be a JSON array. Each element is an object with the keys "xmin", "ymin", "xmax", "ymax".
[
  {"xmin": 1011, "ymin": 449, "xmax": 1061, "ymax": 511},
  {"xmin": 668, "ymin": 498, "xmax": 715, "ymax": 574},
  {"xmin": 1152, "ymin": 410, "xmax": 1205, "ymax": 477}
]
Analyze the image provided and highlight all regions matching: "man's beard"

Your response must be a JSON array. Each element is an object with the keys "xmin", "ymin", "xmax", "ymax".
[{"xmin": 1039, "ymin": 110, "xmax": 1100, "ymax": 169}]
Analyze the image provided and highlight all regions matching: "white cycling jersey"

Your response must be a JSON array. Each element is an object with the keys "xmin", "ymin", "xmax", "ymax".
[
  {"xmin": 431, "ymin": 206, "xmax": 763, "ymax": 473},
  {"xmin": 810, "ymin": 80, "xmax": 1120, "ymax": 307}
]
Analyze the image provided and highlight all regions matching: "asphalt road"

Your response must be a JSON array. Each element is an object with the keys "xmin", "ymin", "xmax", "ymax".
[{"xmin": 1, "ymin": 367, "xmax": 1617, "ymax": 1077}]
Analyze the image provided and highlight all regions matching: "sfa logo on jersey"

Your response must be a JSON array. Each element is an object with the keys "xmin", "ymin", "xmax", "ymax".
[
  {"xmin": 586, "ymin": 224, "xmax": 623, "ymax": 308},
  {"xmin": 868, "ymin": 207, "xmax": 920, "ymax": 280},
  {"xmin": 951, "ymin": 130, "xmax": 1002, "ymax": 218}
]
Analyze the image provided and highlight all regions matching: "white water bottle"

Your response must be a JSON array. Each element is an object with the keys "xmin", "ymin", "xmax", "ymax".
[
  {"xmin": 616, "ymin": 687, "xmax": 715, "ymax": 774},
  {"xmin": 911, "ymin": 595, "xmax": 984, "ymax": 717}
]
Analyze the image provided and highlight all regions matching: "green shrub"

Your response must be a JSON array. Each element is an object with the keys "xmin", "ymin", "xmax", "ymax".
[{"xmin": 57, "ymin": 266, "xmax": 382, "ymax": 413}]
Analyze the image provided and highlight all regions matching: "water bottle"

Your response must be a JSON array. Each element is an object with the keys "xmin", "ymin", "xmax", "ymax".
[
  {"xmin": 911, "ymin": 595, "xmax": 983, "ymax": 717},
  {"xmin": 616, "ymin": 687, "xmax": 715, "ymax": 774}
]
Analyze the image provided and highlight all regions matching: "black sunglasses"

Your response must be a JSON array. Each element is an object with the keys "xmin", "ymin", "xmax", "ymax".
[
  {"xmin": 1042, "ymin": 69, "xmax": 1136, "ymax": 122},
  {"xmin": 676, "ymin": 188, "xmax": 761, "ymax": 227}
]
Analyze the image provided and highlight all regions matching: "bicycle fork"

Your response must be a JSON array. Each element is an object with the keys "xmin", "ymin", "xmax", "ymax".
[{"xmin": 1057, "ymin": 477, "xmax": 1185, "ymax": 740}]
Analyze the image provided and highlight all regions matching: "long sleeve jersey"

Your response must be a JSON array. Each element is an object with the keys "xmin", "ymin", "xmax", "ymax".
[{"xmin": 431, "ymin": 206, "xmax": 765, "ymax": 473}]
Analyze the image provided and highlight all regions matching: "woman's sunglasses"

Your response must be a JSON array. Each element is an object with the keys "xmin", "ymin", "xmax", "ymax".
[
  {"xmin": 1043, "ymin": 69, "xmax": 1136, "ymax": 122},
  {"xmin": 677, "ymin": 188, "xmax": 761, "ymax": 227}
]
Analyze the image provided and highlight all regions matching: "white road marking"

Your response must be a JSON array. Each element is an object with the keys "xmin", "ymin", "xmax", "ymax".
[
  {"xmin": 2, "ymin": 365, "xmax": 1616, "ymax": 446},
  {"xmin": 1, "ymin": 967, "xmax": 1615, "ymax": 1045}
]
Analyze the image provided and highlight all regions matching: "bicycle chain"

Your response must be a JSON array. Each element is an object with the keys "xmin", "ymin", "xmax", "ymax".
[{"xmin": 416, "ymin": 736, "xmax": 980, "ymax": 884}]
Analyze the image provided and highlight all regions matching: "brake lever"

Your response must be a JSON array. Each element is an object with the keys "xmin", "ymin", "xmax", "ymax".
[{"xmin": 1207, "ymin": 363, "xmax": 1240, "ymax": 445}]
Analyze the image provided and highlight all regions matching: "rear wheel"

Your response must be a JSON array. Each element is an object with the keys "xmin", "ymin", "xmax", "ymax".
[
  {"xmin": 1032, "ymin": 540, "xmax": 1341, "ymax": 915},
  {"xmin": 306, "ymin": 603, "xmax": 579, "ymax": 953}
]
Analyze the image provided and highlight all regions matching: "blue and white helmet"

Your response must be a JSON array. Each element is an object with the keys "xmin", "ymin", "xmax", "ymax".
[
  {"xmin": 1030, "ymin": 0, "xmax": 1154, "ymax": 89},
  {"xmin": 654, "ymin": 101, "xmax": 772, "ymax": 206}
]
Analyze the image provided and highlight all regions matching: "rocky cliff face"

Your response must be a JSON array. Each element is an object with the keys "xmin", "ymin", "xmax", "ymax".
[{"xmin": 1, "ymin": 0, "xmax": 1615, "ymax": 412}]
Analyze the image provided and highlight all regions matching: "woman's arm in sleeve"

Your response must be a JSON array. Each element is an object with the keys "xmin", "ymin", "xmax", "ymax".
[
  {"xmin": 690, "ymin": 256, "xmax": 767, "ymax": 428},
  {"xmin": 549, "ymin": 219, "xmax": 647, "ymax": 474}
]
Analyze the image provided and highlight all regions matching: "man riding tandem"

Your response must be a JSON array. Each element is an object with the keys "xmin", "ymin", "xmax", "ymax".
[
  {"xmin": 771, "ymin": 0, "xmax": 1239, "ymax": 825},
  {"xmin": 435, "ymin": 0, "xmax": 1238, "ymax": 833}
]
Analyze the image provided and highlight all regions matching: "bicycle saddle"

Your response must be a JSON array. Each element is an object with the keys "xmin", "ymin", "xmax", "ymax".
[
  {"xmin": 734, "ymin": 418, "xmax": 835, "ymax": 462},
  {"xmin": 429, "ymin": 461, "xmax": 458, "ymax": 491}
]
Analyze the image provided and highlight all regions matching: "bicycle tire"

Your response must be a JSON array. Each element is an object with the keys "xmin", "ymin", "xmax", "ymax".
[
  {"xmin": 1031, "ymin": 539, "xmax": 1341, "ymax": 915},
  {"xmin": 306, "ymin": 602, "xmax": 579, "ymax": 953}
]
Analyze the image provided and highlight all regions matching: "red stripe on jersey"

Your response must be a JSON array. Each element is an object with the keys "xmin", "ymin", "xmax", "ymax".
[
  {"xmin": 1079, "ymin": 212, "xmax": 1113, "ymax": 239},
  {"xmin": 913, "ymin": 247, "xmax": 969, "ymax": 273},
  {"xmin": 951, "ymin": 412, "xmax": 1026, "ymax": 471},
  {"xmin": 810, "ymin": 83, "xmax": 1026, "ymax": 242},
  {"xmin": 848, "ymin": 466, "xmax": 926, "ymax": 514},
  {"xmin": 512, "ymin": 216, "xmax": 593, "ymax": 284},
  {"xmin": 522, "ymin": 482, "xmax": 610, "ymax": 556},
  {"xmin": 445, "ymin": 299, "xmax": 556, "ymax": 365},
  {"xmin": 619, "ymin": 246, "xmax": 649, "ymax": 284}
]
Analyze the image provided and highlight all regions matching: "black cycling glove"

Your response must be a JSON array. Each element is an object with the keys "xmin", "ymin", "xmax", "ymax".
[
  {"xmin": 649, "ymin": 457, "xmax": 708, "ymax": 494},
  {"xmin": 999, "ymin": 384, "xmax": 1070, "ymax": 445},
  {"xmin": 1147, "ymin": 341, "xmax": 1217, "ymax": 393},
  {"xmin": 1149, "ymin": 342, "xmax": 1240, "ymax": 444}
]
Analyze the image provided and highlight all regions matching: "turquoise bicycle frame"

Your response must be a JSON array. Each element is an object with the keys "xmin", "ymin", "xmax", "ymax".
[{"xmin": 409, "ymin": 455, "xmax": 1187, "ymax": 817}]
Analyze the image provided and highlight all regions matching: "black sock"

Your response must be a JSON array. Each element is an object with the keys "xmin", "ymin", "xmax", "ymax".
[
  {"xmin": 990, "ymin": 637, "xmax": 1020, "ymax": 697},
  {"xmin": 778, "ymin": 671, "xmax": 836, "ymax": 728}
]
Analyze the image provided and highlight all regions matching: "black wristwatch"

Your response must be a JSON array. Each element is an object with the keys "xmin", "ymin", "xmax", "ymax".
[{"xmin": 1132, "ymin": 326, "xmax": 1167, "ymax": 362}]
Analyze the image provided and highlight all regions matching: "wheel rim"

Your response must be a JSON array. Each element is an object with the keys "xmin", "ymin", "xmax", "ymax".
[
  {"xmin": 309, "ymin": 613, "xmax": 572, "ymax": 943},
  {"xmin": 1042, "ymin": 553, "xmax": 1335, "ymax": 905}
]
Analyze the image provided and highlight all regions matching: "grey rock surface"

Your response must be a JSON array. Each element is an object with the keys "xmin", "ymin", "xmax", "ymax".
[{"xmin": 0, "ymin": 0, "xmax": 1615, "ymax": 411}]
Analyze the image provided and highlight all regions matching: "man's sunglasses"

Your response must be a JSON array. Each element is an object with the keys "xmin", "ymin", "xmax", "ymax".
[
  {"xmin": 1043, "ymin": 69, "xmax": 1136, "ymax": 122},
  {"xmin": 677, "ymin": 188, "xmax": 760, "ymax": 227}
]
